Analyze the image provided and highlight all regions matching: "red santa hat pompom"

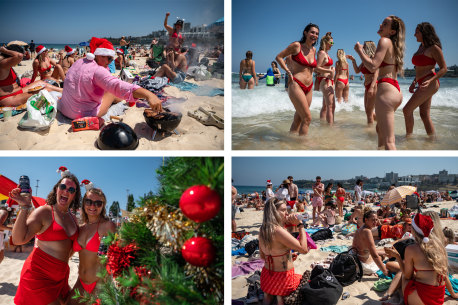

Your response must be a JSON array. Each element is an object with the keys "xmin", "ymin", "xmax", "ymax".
[
  {"xmin": 86, "ymin": 37, "xmax": 116, "ymax": 61},
  {"xmin": 64, "ymin": 45, "xmax": 75, "ymax": 55},
  {"xmin": 80, "ymin": 179, "xmax": 94, "ymax": 192},
  {"xmin": 36, "ymin": 45, "xmax": 47, "ymax": 56},
  {"xmin": 57, "ymin": 166, "xmax": 71, "ymax": 178},
  {"xmin": 411, "ymin": 213, "xmax": 434, "ymax": 243}
]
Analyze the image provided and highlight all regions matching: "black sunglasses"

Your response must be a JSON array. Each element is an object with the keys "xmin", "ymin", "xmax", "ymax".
[
  {"xmin": 106, "ymin": 56, "xmax": 113, "ymax": 62},
  {"xmin": 59, "ymin": 184, "xmax": 76, "ymax": 194},
  {"xmin": 84, "ymin": 198, "xmax": 104, "ymax": 208}
]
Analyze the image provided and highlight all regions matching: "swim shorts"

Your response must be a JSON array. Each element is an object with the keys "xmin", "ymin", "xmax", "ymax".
[
  {"xmin": 312, "ymin": 196, "xmax": 323, "ymax": 207},
  {"xmin": 172, "ymin": 71, "xmax": 186, "ymax": 84}
]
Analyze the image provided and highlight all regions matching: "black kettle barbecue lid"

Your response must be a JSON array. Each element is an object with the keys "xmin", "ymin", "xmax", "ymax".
[{"xmin": 97, "ymin": 122, "xmax": 139, "ymax": 150}]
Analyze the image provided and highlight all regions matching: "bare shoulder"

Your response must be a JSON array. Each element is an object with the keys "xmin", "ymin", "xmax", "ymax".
[
  {"xmin": 102, "ymin": 220, "xmax": 116, "ymax": 233},
  {"xmin": 378, "ymin": 37, "xmax": 392, "ymax": 48}
]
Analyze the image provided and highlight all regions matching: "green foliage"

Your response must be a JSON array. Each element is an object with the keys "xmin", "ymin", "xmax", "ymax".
[
  {"xmin": 127, "ymin": 194, "xmax": 136, "ymax": 212},
  {"xmin": 109, "ymin": 201, "xmax": 120, "ymax": 217}
]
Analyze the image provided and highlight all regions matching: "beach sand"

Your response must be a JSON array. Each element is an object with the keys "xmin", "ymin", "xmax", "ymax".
[
  {"xmin": 0, "ymin": 57, "xmax": 223, "ymax": 150},
  {"xmin": 232, "ymin": 201, "xmax": 458, "ymax": 305}
]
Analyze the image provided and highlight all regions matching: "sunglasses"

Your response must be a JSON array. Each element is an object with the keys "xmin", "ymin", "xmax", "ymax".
[
  {"xmin": 58, "ymin": 183, "xmax": 76, "ymax": 194},
  {"xmin": 84, "ymin": 198, "xmax": 104, "ymax": 208},
  {"xmin": 107, "ymin": 56, "xmax": 114, "ymax": 62},
  {"xmin": 329, "ymin": 42, "xmax": 334, "ymax": 45}
]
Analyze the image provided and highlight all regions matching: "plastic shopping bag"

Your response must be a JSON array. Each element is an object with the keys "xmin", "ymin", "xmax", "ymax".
[{"xmin": 18, "ymin": 90, "xmax": 58, "ymax": 131}]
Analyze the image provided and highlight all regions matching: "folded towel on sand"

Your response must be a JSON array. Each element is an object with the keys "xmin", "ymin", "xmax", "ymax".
[
  {"xmin": 320, "ymin": 245, "xmax": 349, "ymax": 253},
  {"xmin": 232, "ymin": 259, "xmax": 265, "ymax": 278}
]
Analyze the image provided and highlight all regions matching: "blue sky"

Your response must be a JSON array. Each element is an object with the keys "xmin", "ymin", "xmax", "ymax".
[
  {"xmin": 232, "ymin": 0, "xmax": 458, "ymax": 72},
  {"xmin": 1, "ymin": 157, "xmax": 164, "ymax": 210},
  {"xmin": 232, "ymin": 157, "xmax": 458, "ymax": 186},
  {"xmin": 0, "ymin": 0, "xmax": 223, "ymax": 44}
]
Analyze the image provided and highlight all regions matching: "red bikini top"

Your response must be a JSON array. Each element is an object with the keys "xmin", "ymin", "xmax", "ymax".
[
  {"xmin": 380, "ymin": 61, "xmax": 395, "ymax": 68},
  {"xmin": 360, "ymin": 64, "xmax": 373, "ymax": 75},
  {"xmin": 36, "ymin": 206, "xmax": 78, "ymax": 241},
  {"xmin": 412, "ymin": 54, "xmax": 436, "ymax": 66},
  {"xmin": 292, "ymin": 48, "xmax": 317, "ymax": 68},
  {"xmin": 171, "ymin": 32, "xmax": 182, "ymax": 39},
  {"xmin": 38, "ymin": 64, "xmax": 52, "ymax": 73},
  {"xmin": 73, "ymin": 220, "xmax": 100, "ymax": 253},
  {"xmin": 324, "ymin": 54, "xmax": 333, "ymax": 66},
  {"xmin": 0, "ymin": 68, "xmax": 18, "ymax": 87}
]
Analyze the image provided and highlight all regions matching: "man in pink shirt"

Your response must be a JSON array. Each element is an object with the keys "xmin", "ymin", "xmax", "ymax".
[{"xmin": 58, "ymin": 37, "xmax": 161, "ymax": 119}]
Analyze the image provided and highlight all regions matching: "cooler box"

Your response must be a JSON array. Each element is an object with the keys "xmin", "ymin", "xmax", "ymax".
[
  {"xmin": 446, "ymin": 244, "xmax": 458, "ymax": 269},
  {"xmin": 120, "ymin": 69, "xmax": 138, "ymax": 83}
]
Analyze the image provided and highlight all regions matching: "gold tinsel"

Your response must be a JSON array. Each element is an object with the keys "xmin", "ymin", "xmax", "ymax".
[
  {"xmin": 184, "ymin": 264, "xmax": 223, "ymax": 302},
  {"xmin": 130, "ymin": 200, "xmax": 194, "ymax": 252}
]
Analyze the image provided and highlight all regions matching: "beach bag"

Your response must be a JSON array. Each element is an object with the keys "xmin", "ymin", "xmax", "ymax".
[
  {"xmin": 311, "ymin": 228, "xmax": 333, "ymax": 241},
  {"xmin": 341, "ymin": 223, "xmax": 357, "ymax": 235},
  {"xmin": 283, "ymin": 271, "xmax": 311, "ymax": 305},
  {"xmin": 440, "ymin": 208, "xmax": 449, "ymax": 218},
  {"xmin": 300, "ymin": 266, "xmax": 343, "ymax": 305},
  {"xmin": 18, "ymin": 90, "xmax": 57, "ymax": 131},
  {"xmin": 329, "ymin": 250, "xmax": 363, "ymax": 287},
  {"xmin": 245, "ymin": 240, "xmax": 259, "ymax": 257},
  {"xmin": 71, "ymin": 117, "xmax": 104, "ymax": 132}
]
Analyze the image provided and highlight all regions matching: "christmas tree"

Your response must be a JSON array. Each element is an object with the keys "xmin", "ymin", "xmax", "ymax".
[{"xmin": 76, "ymin": 157, "xmax": 223, "ymax": 305}]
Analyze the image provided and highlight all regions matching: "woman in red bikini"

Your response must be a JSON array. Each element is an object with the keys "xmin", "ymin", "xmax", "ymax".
[
  {"xmin": 164, "ymin": 12, "xmax": 184, "ymax": 51},
  {"xmin": 276, "ymin": 23, "xmax": 319, "ymax": 135},
  {"xmin": 335, "ymin": 183, "xmax": 346, "ymax": 217},
  {"xmin": 385, "ymin": 213, "xmax": 448, "ymax": 305},
  {"xmin": 316, "ymin": 32, "xmax": 336, "ymax": 124},
  {"xmin": 259, "ymin": 198, "xmax": 309, "ymax": 305},
  {"xmin": 11, "ymin": 172, "xmax": 81, "ymax": 305},
  {"xmin": 355, "ymin": 16, "xmax": 405, "ymax": 150},
  {"xmin": 69, "ymin": 187, "xmax": 116, "ymax": 305},
  {"xmin": 348, "ymin": 41, "xmax": 378, "ymax": 124},
  {"xmin": 31, "ymin": 45, "xmax": 66, "ymax": 84},
  {"xmin": 403, "ymin": 22, "xmax": 446, "ymax": 140},
  {"xmin": 0, "ymin": 45, "xmax": 62, "ymax": 107},
  {"xmin": 335, "ymin": 49, "xmax": 350, "ymax": 103}
]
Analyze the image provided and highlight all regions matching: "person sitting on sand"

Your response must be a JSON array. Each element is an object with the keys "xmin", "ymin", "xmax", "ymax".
[
  {"xmin": 371, "ymin": 219, "xmax": 412, "ymax": 241},
  {"xmin": 349, "ymin": 205, "xmax": 364, "ymax": 228},
  {"xmin": 154, "ymin": 47, "xmax": 187, "ymax": 84},
  {"xmin": 0, "ymin": 45, "xmax": 62, "ymax": 107},
  {"xmin": 351, "ymin": 209, "xmax": 390, "ymax": 276},
  {"xmin": 58, "ymin": 37, "xmax": 162, "ymax": 119},
  {"xmin": 384, "ymin": 213, "xmax": 449, "ymax": 305},
  {"xmin": 164, "ymin": 12, "xmax": 184, "ymax": 51},
  {"xmin": 114, "ymin": 49, "xmax": 125, "ymax": 70},
  {"xmin": 313, "ymin": 201, "xmax": 336, "ymax": 227},
  {"xmin": 69, "ymin": 187, "xmax": 116, "ymax": 305},
  {"xmin": 59, "ymin": 46, "xmax": 77, "ymax": 76},
  {"xmin": 443, "ymin": 227, "xmax": 457, "ymax": 245},
  {"xmin": 259, "ymin": 198, "xmax": 309, "ymax": 305},
  {"xmin": 11, "ymin": 171, "xmax": 81, "ymax": 305},
  {"xmin": 296, "ymin": 199, "xmax": 305, "ymax": 213},
  {"xmin": 31, "ymin": 45, "xmax": 66, "ymax": 84}
]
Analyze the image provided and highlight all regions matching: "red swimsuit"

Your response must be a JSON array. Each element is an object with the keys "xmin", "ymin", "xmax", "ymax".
[
  {"xmin": 0, "ymin": 68, "xmax": 24, "ymax": 101},
  {"xmin": 291, "ymin": 48, "xmax": 316, "ymax": 95},
  {"xmin": 360, "ymin": 65, "xmax": 374, "ymax": 92},
  {"xmin": 337, "ymin": 64, "xmax": 349, "ymax": 86},
  {"xmin": 377, "ymin": 61, "xmax": 400, "ymax": 92},
  {"xmin": 412, "ymin": 54, "xmax": 439, "ymax": 88},
  {"xmin": 317, "ymin": 54, "xmax": 334, "ymax": 87}
]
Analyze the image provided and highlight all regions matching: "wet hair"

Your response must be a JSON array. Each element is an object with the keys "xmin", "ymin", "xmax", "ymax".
[
  {"xmin": 337, "ymin": 49, "xmax": 348, "ymax": 68},
  {"xmin": 363, "ymin": 208, "xmax": 376, "ymax": 222},
  {"xmin": 245, "ymin": 50, "xmax": 253, "ymax": 60},
  {"xmin": 416, "ymin": 22, "xmax": 442, "ymax": 49},
  {"xmin": 356, "ymin": 179, "xmax": 362, "ymax": 185},
  {"xmin": 363, "ymin": 41, "xmax": 376, "ymax": 58},
  {"xmin": 337, "ymin": 182, "xmax": 343, "ymax": 188},
  {"xmin": 271, "ymin": 61, "xmax": 278, "ymax": 68},
  {"xmin": 388, "ymin": 15, "xmax": 406, "ymax": 77},
  {"xmin": 319, "ymin": 32, "xmax": 333, "ymax": 52},
  {"xmin": 299, "ymin": 23, "xmax": 319, "ymax": 46},
  {"xmin": 443, "ymin": 227, "xmax": 455, "ymax": 245},
  {"xmin": 259, "ymin": 198, "xmax": 286, "ymax": 249},
  {"xmin": 1, "ymin": 44, "xmax": 25, "ymax": 58},
  {"xmin": 81, "ymin": 188, "xmax": 109, "ymax": 224},
  {"xmin": 46, "ymin": 174, "xmax": 81, "ymax": 210}
]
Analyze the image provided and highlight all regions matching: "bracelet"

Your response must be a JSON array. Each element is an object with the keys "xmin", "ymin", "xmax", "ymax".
[
  {"xmin": 297, "ymin": 223, "xmax": 304, "ymax": 228},
  {"xmin": 19, "ymin": 205, "xmax": 33, "ymax": 211}
]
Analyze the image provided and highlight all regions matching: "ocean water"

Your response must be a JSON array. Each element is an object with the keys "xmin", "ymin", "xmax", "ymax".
[{"xmin": 232, "ymin": 74, "xmax": 458, "ymax": 150}]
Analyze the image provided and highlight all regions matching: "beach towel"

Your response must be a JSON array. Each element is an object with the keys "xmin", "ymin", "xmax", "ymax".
[
  {"xmin": 260, "ymin": 267, "xmax": 301, "ymax": 296},
  {"xmin": 14, "ymin": 247, "xmax": 70, "ymax": 305},
  {"xmin": 101, "ymin": 102, "xmax": 128, "ymax": 122},
  {"xmin": 138, "ymin": 77, "xmax": 169, "ymax": 91},
  {"xmin": 445, "ymin": 274, "xmax": 458, "ymax": 296},
  {"xmin": 341, "ymin": 223, "xmax": 357, "ymax": 235},
  {"xmin": 373, "ymin": 278, "xmax": 393, "ymax": 292},
  {"xmin": 320, "ymin": 245, "xmax": 349, "ymax": 254},
  {"xmin": 0, "ymin": 107, "xmax": 26, "ymax": 119},
  {"xmin": 232, "ymin": 259, "xmax": 265, "ymax": 278},
  {"xmin": 232, "ymin": 248, "xmax": 247, "ymax": 256}
]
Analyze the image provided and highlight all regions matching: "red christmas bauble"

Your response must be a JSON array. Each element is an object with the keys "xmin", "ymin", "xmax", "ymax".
[
  {"xmin": 179, "ymin": 185, "xmax": 221, "ymax": 223},
  {"xmin": 181, "ymin": 237, "xmax": 216, "ymax": 267}
]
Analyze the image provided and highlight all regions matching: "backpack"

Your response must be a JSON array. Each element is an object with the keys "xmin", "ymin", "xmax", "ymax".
[
  {"xmin": 301, "ymin": 266, "xmax": 343, "ymax": 304},
  {"xmin": 244, "ymin": 240, "xmax": 259, "ymax": 257},
  {"xmin": 311, "ymin": 228, "xmax": 333, "ymax": 241},
  {"xmin": 329, "ymin": 250, "xmax": 363, "ymax": 287}
]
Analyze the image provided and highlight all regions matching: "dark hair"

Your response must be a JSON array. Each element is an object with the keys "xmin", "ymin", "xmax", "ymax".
[
  {"xmin": 46, "ymin": 174, "xmax": 81, "ymax": 210},
  {"xmin": 287, "ymin": 176, "xmax": 293, "ymax": 180},
  {"xmin": 81, "ymin": 188, "xmax": 109, "ymax": 224},
  {"xmin": 356, "ymin": 179, "xmax": 362, "ymax": 185},
  {"xmin": 272, "ymin": 61, "xmax": 278, "ymax": 68},
  {"xmin": 299, "ymin": 23, "xmax": 319, "ymax": 45},
  {"xmin": 175, "ymin": 19, "xmax": 184, "ymax": 27},
  {"xmin": 363, "ymin": 209, "xmax": 376, "ymax": 222},
  {"xmin": 180, "ymin": 47, "xmax": 188, "ymax": 53},
  {"xmin": 316, "ymin": 176, "xmax": 321, "ymax": 180},
  {"xmin": 1, "ymin": 44, "xmax": 25, "ymax": 58},
  {"xmin": 325, "ymin": 183, "xmax": 333, "ymax": 192},
  {"xmin": 337, "ymin": 182, "xmax": 342, "ymax": 188},
  {"xmin": 417, "ymin": 22, "xmax": 442, "ymax": 49},
  {"xmin": 245, "ymin": 50, "xmax": 253, "ymax": 60}
]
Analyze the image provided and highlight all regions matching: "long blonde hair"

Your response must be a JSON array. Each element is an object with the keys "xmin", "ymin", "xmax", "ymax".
[
  {"xmin": 259, "ymin": 198, "xmax": 286, "ymax": 249},
  {"xmin": 363, "ymin": 41, "xmax": 376, "ymax": 58},
  {"xmin": 388, "ymin": 15, "xmax": 405, "ymax": 77},
  {"xmin": 319, "ymin": 32, "xmax": 333, "ymax": 52},
  {"xmin": 412, "ymin": 215, "xmax": 448, "ymax": 278},
  {"xmin": 337, "ymin": 49, "xmax": 348, "ymax": 69}
]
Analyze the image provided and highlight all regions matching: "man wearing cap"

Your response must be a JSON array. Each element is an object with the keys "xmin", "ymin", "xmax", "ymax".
[
  {"xmin": 58, "ymin": 37, "xmax": 162, "ymax": 120},
  {"xmin": 312, "ymin": 176, "xmax": 324, "ymax": 223},
  {"xmin": 266, "ymin": 180, "xmax": 275, "ymax": 202},
  {"xmin": 287, "ymin": 176, "xmax": 298, "ymax": 202}
]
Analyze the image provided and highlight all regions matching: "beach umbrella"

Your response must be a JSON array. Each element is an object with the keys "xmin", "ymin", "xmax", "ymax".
[
  {"xmin": 381, "ymin": 185, "xmax": 417, "ymax": 205},
  {"xmin": 79, "ymin": 41, "xmax": 90, "ymax": 47},
  {"xmin": 7, "ymin": 40, "xmax": 28, "ymax": 46}
]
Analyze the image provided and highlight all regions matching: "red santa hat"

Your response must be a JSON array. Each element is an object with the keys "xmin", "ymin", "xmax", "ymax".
[
  {"xmin": 36, "ymin": 45, "xmax": 47, "ymax": 55},
  {"xmin": 116, "ymin": 48, "xmax": 124, "ymax": 54},
  {"xmin": 86, "ymin": 37, "xmax": 116, "ymax": 61},
  {"xmin": 267, "ymin": 180, "xmax": 272, "ymax": 185},
  {"xmin": 411, "ymin": 213, "xmax": 434, "ymax": 243},
  {"xmin": 64, "ymin": 45, "xmax": 75, "ymax": 55},
  {"xmin": 80, "ymin": 179, "xmax": 94, "ymax": 192},
  {"xmin": 57, "ymin": 166, "xmax": 71, "ymax": 178}
]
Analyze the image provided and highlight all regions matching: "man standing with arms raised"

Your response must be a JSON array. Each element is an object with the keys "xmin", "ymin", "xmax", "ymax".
[{"xmin": 312, "ymin": 176, "xmax": 324, "ymax": 223}]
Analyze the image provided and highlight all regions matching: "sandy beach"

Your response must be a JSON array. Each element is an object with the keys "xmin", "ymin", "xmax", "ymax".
[
  {"xmin": 232, "ymin": 200, "xmax": 458, "ymax": 305},
  {"xmin": 0, "ymin": 56, "xmax": 224, "ymax": 150}
]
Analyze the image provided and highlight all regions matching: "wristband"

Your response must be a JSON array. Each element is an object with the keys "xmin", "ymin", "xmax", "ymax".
[
  {"xmin": 297, "ymin": 223, "xmax": 304, "ymax": 229},
  {"xmin": 19, "ymin": 205, "xmax": 33, "ymax": 211}
]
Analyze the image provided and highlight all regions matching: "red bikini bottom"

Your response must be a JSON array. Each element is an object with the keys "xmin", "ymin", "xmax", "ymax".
[
  {"xmin": 80, "ymin": 278, "xmax": 97, "ymax": 293},
  {"xmin": 416, "ymin": 72, "xmax": 439, "ymax": 87},
  {"xmin": 377, "ymin": 78, "xmax": 400, "ymax": 92},
  {"xmin": 317, "ymin": 76, "xmax": 334, "ymax": 87},
  {"xmin": 293, "ymin": 78, "xmax": 313, "ymax": 95},
  {"xmin": 337, "ymin": 78, "xmax": 348, "ymax": 86}
]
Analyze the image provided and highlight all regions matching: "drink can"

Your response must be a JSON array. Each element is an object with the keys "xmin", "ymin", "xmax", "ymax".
[
  {"xmin": 19, "ymin": 175, "xmax": 31, "ymax": 196},
  {"xmin": 342, "ymin": 292, "xmax": 350, "ymax": 300}
]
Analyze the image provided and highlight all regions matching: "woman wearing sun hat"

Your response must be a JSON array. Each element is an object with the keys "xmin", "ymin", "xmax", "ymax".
[{"xmin": 58, "ymin": 37, "xmax": 162, "ymax": 119}]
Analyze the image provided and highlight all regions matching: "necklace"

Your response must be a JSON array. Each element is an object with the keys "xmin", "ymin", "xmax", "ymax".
[{"xmin": 88, "ymin": 217, "xmax": 100, "ymax": 225}]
